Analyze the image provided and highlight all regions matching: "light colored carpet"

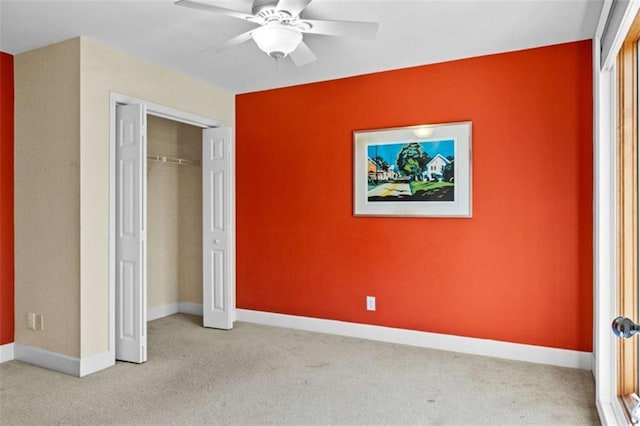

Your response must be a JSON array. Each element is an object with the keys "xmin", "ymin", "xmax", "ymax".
[{"xmin": 1, "ymin": 314, "xmax": 599, "ymax": 425}]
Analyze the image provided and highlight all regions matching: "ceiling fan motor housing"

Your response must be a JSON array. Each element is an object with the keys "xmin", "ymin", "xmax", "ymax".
[
  {"xmin": 252, "ymin": 1, "xmax": 288, "ymax": 17},
  {"xmin": 255, "ymin": 6, "xmax": 291, "ymax": 22}
]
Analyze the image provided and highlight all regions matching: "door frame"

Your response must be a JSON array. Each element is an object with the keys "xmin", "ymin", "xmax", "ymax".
[
  {"xmin": 595, "ymin": 1, "xmax": 640, "ymax": 424},
  {"xmin": 108, "ymin": 92, "xmax": 235, "ymax": 361}
]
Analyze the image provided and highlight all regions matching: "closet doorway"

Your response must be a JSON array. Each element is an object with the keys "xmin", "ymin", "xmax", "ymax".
[
  {"xmin": 146, "ymin": 115, "xmax": 203, "ymax": 327},
  {"xmin": 110, "ymin": 94, "xmax": 234, "ymax": 364}
]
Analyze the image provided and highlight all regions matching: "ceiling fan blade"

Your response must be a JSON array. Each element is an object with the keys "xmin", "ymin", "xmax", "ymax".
[
  {"xmin": 175, "ymin": 0, "xmax": 254, "ymax": 21},
  {"xmin": 275, "ymin": 0, "xmax": 313, "ymax": 17},
  {"xmin": 289, "ymin": 40, "xmax": 317, "ymax": 66},
  {"xmin": 201, "ymin": 30, "xmax": 254, "ymax": 54},
  {"xmin": 301, "ymin": 19, "xmax": 378, "ymax": 39}
]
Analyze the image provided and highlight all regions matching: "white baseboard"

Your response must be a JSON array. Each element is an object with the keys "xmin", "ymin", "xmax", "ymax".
[
  {"xmin": 178, "ymin": 302, "xmax": 203, "ymax": 316},
  {"xmin": 148, "ymin": 303, "xmax": 179, "ymax": 321},
  {"xmin": 0, "ymin": 343, "xmax": 14, "ymax": 363},
  {"xmin": 236, "ymin": 309, "xmax": 593, "ymax": 370},
  {"xmin": 147, "ymin": 302, "xmax": 203, "ymax": 322},
  {"xmin": 11, "ymin": 302, "xmax": 204, "ymax": 377},
  {"xmin": 14, "ymin": 343, "xmax": 80, "ymax": 376},
  {"xmin": 13, "ymin": 344, "xmax": 114, "ymax": 377},
  {"xmin": 79, "ymin": 350, "xmax": 114, "ymax": 377}
]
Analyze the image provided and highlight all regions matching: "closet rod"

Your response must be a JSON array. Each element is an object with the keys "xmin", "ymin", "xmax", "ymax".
[{"xmin": 147, "ymin": 154, "xmax": 199, "ymax": 166}]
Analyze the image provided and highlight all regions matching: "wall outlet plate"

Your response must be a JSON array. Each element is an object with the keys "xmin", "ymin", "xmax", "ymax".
[
  {"xmin": 35, "ymin": 313, "xmax": 44, "ymax": 330},
  {"xmin": 27, "ymin": 313, "xmax": 36, "ymax": 330},
  {"xmin": 366, "ymin": 296, "xmax": 376, "ymax": 311}
]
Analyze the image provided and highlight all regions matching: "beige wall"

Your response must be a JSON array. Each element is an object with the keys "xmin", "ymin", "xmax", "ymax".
[
  {"xmin": 79, "ymin": 37, "xmax": 233, "ymax": 357},
  {"xmin": 148, "ymin": 116, "xmax": 180, "ymax": 309},
  {"xmin": 14, "ymin": 36, "xmax": 234, "ymax": 360},
  {"xmin": 177, "ymin": 121, "xmax": 203, "ymax": 305},
  {"xmin": 80, "ymin": 37, "xmax": 233, "ymax": 357},
  {"xmin": 14, "ymin": 39, "xmax": 81, "ymax": 357},
  {"xmin": 147, "ymin": 116, "xmax": 202, "ymax": 309}
]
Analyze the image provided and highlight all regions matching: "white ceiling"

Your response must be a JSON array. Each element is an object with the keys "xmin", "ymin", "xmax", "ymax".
[{"xmin": 0, "ymin": 0, "xmax": 602, "ymax": 94}]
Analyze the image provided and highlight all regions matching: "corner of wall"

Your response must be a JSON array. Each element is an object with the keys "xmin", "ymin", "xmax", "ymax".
[
  {"xmin": 0, "ymin": 51, "xmax": 15, "ymax": 347},
  {"xmin": 13, "ymin": 38, "xmax": 82, "ymax": 358}
]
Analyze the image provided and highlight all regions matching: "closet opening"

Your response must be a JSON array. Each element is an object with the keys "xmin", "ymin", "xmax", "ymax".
[
  {"xmin": 109, "ymin": 93, "xmax": 234, "ymax": 365},
  {"xmin": 146, "ymin": 116, "xmax": 203, "ymax": 323}
]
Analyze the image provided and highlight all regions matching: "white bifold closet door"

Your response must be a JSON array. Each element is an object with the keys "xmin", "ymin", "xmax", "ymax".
[
  {"xmin": 115, "ymin": 106, "xmax": 233, "ymax": 364},
  {"xmin": 115, "ymin": 103, "xmax": 148, "ymax": 363},
  {"xmin": 202, "ymin": 127, "xmax": 233, "ymax": 330}
]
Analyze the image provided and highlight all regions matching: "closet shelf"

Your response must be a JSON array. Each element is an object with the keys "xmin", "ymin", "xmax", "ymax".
[{"xmin": 147, "ymin": 154, "xmax": 199, "ymax": 166}]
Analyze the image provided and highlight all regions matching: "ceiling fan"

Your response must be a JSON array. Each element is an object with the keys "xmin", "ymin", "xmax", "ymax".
[{"xmin": 175, "ymin": 0, "xmax": 379, "ymax": 66}]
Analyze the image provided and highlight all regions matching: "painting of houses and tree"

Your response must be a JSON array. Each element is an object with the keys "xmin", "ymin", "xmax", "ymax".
[{"xmin": 367, "ymin": 139, "xmax": 455, "ymax": 202}]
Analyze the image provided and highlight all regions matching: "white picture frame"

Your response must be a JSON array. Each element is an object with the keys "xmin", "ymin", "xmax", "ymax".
[{"xmin": 354, "ymin": 121, "xmax": 472, "ymax": 217}]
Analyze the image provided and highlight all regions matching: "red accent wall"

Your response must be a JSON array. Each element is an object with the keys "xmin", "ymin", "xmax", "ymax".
[
  {"xmin": 236, "ymin": 40, "xmax": 593, "ymax": 351},
  {"xmin": 0, "ymin": 52, "xmax": 14, "ymax": 345}
]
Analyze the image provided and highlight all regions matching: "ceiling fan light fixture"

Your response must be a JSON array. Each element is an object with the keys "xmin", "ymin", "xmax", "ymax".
[{"xmin": 252, "ymin": 24, "xmax": 302, "ymax": 59}]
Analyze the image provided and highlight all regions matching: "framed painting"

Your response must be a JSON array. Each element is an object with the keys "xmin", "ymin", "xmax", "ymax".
[{"xmin": 354, "ymin": 121, "xmax": 472, "ymax": 217}]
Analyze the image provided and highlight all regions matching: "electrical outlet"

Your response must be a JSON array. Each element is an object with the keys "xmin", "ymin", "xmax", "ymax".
[
  {"xmin": 35, "ymin": 314, "xmax": 44, "ymax": 331},
  {"xmin": 366, "ymin": 296, "xmax": 376, "ymax": 311},
  {"xmin": 27, "ymin": 313, "xmax": 36, "ymax": 330}
]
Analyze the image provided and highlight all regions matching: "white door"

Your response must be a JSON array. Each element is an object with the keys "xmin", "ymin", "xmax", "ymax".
[
  {"xmin": 202, "ymin": 127, "xmax": 233, "ymax": 329},
  {"xmin": 115, "ymin": 104, "xmax": 148, "ymax": 363}
]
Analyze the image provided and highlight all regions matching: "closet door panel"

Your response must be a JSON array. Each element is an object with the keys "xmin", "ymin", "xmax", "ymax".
[
  {"xmin": 203, "ymin": 127, "xmax": 232, "ymax": 329},
  {"xmin": 115, "ymin": 103, "xmax": 147, "ymax": 363}
]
